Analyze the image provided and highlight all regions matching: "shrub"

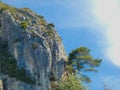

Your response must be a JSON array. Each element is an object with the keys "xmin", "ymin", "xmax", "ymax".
[
  {"xmin": 0, "ymin": 2, "xmax": 10, "ymax": 10},
  {"xmin": 30, "ymin": 30, "xmax": 34, "ymax": 34},
  {"xmin": 49, "ymin": 71, "xmax": 57, "ymax": 81},
  {"xmin": 40, "ymin": 19, "xmax": 46, "ymax": 25},
  {"xmin": 48, "ymin": 23, "xmax": 55, "ymax": 28},
  {"xmin": 56, "ymin": 37, "xmax": 62, "ymax": 42},
  {"xmin": 38, "ymin": 15, "xmax": 44, "ymax": 18},
  {"xmin": 20, "ymin": 21, "xmax": 28, "ymax": 29},
  {"xmin": 0, "ymin": 2, "xmax": 16, "ymax": 12},
  {"xmin": 58, "ymin": 74, "xmax": 87, "ymax": 90},
  {"xmin": 32, "ymin": 42, "xmax": 38, "ymax": 49},
  {"xmin": 13, "ymin": 38, "xmax": 21, "ymax": 43}
]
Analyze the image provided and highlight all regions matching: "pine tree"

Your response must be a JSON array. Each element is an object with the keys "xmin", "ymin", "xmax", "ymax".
[{"xmin": 67, "ymin": 47, "xmax": 102, "ymax": 83}]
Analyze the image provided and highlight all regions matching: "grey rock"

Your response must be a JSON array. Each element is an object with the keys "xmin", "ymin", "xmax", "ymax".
[{"xmin": 0, "ymin": 4, "xmax": 67, "ymax": 90}]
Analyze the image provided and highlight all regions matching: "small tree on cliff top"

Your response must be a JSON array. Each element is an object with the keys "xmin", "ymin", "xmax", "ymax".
[{"xmin": 67, "ymin": 47, "xmax": 102, "ymax": 83}]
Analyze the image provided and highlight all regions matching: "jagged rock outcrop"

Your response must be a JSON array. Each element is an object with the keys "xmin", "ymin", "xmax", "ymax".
[{"xmin": 0, "ymin": 3, "xmax": 67, "ymax": 90}]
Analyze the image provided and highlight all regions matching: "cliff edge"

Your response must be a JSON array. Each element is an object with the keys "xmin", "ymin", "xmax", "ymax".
[{"xmin": 0, "ymin": 2, "xmax": 67, "ymax": 90}]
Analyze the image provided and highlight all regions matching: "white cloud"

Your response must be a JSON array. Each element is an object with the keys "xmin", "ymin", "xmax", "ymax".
[{"xmin": 93, "ymin": 0, "xmax": 120, "ymax": 67}]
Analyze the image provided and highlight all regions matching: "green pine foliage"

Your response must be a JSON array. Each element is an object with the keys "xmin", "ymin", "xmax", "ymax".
[
  {"xmin": 67, "ymin": 47, "xmax": 102, "ymax": 83},
  {"xmin": 58, "ymin": 46, "xmax": 102, "ymax": 90}
]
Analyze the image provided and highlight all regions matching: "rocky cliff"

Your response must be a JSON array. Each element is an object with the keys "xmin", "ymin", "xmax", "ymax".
[{"xmin": 0, "ymin": 3, "xmax": 67, "ymax": 90}]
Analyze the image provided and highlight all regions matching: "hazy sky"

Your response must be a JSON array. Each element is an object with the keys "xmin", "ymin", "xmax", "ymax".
[{"xmin": 4, "ymin": 0, "xmax": 120, "ymax": 89}]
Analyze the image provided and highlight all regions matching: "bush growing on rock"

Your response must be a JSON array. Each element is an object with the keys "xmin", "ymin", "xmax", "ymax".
[{"xmin": 20, "ymin": 21, "xmax": 28, "ymax": 29}]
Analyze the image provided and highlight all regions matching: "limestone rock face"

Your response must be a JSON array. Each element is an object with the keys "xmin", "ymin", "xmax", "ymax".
[{"xmin": 0, "ymin": 3, "xmax": 67, "ymax": 90}]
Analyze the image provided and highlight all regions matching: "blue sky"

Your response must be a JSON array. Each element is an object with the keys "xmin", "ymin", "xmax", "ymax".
[{"xmin": 3, "ymin": 0, "xmax": 120, "ymax": 90}]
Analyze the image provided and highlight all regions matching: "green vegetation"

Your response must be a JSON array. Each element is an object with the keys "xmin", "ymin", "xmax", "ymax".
[
  {"xmin": 47, "ymin": 30, "xmax": 53, "ymax": 36},
  {"xmin": 40, "ymin": 18, "xmax": 46, "ymax": 25},
  {"xmin": 67, "ymin": 47, "xmax": 102, "ymax": 83},
  {"xmin": 0, "ymin": 2, "xmax": 16, "ymax": 12},
  {"xmin": 0, "ymin": 2, "xmax": 11, "ymax": 10},
  {"xmin": 56, "ymin": 37, "xmax": 62, "ymax": 42},
  {"xmin": 0, "ymin": 40, "xmax": 35, "ymax": 85},
  {"xmin": 30, "ymin": 30, "xmax": 34, "ymax": 34},
  {"xmin": 54, "ymin": 47, "xmax": 102, "ymax": 90},
  {"xmin": 13, "ymin": 38, "xmax": 21, "ymax": 43},
  {"xmin": 58, "ymin": 74, "xmax": 87, "ymax": 90},
  {"xmin": 20, "ymin": 21, "xmax": 28, "ymax": 29},
  {"xmin": 0, "ymin": 23, "xmax": 2, "ymax": 27},
  {"xmin": 48, "ymin": 23, "xmax": 55, "ymax": 28},
  {"xmin": 39, "ymin": 15, "xmax": 44, "ymax": 18},
  {"xmin": 49, "ymin": 71, "xmax": 57, "ymax": 81},
  {"xmin": 30, "ymin": 30, "xmax": 35, "ymax": 35},
  {"xmin": 32, "ymin": 42, "xmax": 38, "ymax": 49},
  {"xmin": 22, "ymin": 8, "xmax": 31, "ymax": 12},
  {"xmin": 0, "ymin": 2, "xmax": 19, "ymax": 21}
]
